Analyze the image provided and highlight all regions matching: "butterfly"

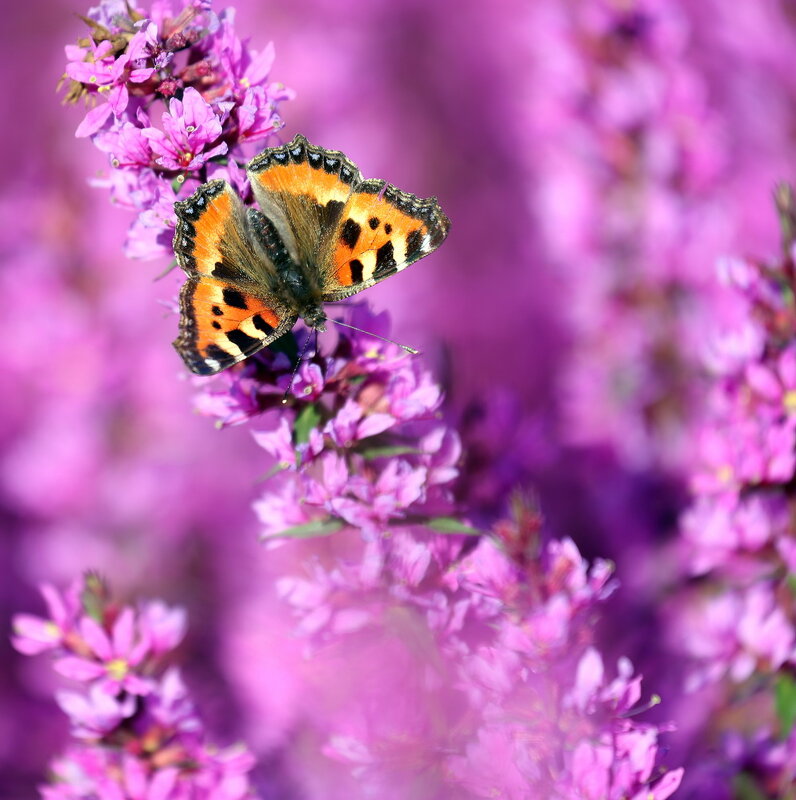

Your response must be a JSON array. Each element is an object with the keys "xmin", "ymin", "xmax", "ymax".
[{"xmin": 171, "ymin": 133, "xmax": 451, "ymax": 375}]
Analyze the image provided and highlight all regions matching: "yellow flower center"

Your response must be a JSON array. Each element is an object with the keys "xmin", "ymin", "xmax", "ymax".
[
  {"xmin": 716, "ymin": 464, "xmax": 733, "ymax": 484},
  {"xmin": 784, "ymin": 390, "xmax": 796, "ymax": 413},
  {"xmin": 44, "ymin": 621, "xmax": 60, "ymax": 638},
  {"xmin": 106, "ymin": 658, "xmax": 129, "ymax": 681},
  {"xmin": 240, "ymin": 77, "xmax": 251, "ymax": 88}
]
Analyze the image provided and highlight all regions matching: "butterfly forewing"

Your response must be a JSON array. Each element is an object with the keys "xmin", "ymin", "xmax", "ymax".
[
  {"xmin": 174, "ymin": 180, "xmax": 271, "ymax": 285},
  {"xmin": 246, "ymin": 134, "xmax": 361, "ymax": 269},
  {"xmin": 319, "ymin": 180, "xmax": 451, "ymax": 301}
]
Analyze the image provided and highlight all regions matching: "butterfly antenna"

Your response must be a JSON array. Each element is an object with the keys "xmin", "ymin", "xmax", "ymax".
[
  {"xmin": 281, "ymin": 332, "xmax": 315, "ymax": 404},
  {"xmin": 327, "ymin": 318, "xmax": 419, "ymax": 355}
]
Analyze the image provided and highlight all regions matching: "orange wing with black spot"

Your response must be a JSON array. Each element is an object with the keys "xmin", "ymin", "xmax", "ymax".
[
  {"xmin": 174, "ymin": 276, "xmax": 296, "ymax": 375},
  {"xmin": 172, "ymin": 180, "xmax": 296, "ymax": 375},
  {"xmin": 319, "ymin": 179, "xmax": 450, "ymax": 301}
]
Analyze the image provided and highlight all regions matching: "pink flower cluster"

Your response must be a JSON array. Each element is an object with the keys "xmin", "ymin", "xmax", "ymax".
[
  {"xmin": 51, "ymin": 0, "xmax": 684, "ymax": 795},
  {"xmin": 669, "ymin": 191, "xmax": 796, "ymax": 791},
  {"xmin": 526, "ymin": 0, "xmax": 796, "ymax": 470},
  {"xmin": 193, "ymin": 308, "xmax": 682, "ymax": 797},
  {"xmin": 62, "ymin": 0, "xmax": 291, "ymax": 259},
  {"xmin": 274, "ymin": 499, "xmax": 682, "ymax": 798},
  {"xmin": 196, "ymin": 307, "xmax": 462, "ymax": 543},
  {"xmin": 12, "ymin": 577, "xmax": 258, "ymax": 799}
]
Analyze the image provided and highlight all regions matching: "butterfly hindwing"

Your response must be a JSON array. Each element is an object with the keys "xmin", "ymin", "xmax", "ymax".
[
  {"xmin": 172, "ymin": 179, "xmax": 296, "ymax": 374},
  {"xmin": 319, "ymin": 179, "xmax": 451, "ymax": 301},
  {"xmin": 174, "ymin": 275, "xmax": 296, "ymax": 375}
]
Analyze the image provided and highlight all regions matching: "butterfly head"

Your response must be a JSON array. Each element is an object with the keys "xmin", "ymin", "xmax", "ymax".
[{"xmin": 301, "ymin": 304, "xmax": 327, "ymax": 332}]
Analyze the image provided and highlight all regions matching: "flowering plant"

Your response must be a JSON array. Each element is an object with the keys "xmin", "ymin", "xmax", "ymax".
[
  {"xmin": 61, "ymin": 0, "xmax": 291, "ymax": 260},
  {"xmin": 13, "ymin": 575, "xmax": 259, "ymax": 799}
]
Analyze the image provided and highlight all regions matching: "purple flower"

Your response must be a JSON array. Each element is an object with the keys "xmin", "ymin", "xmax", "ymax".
[
  {"xmin": 746, "ymin": 345, "xmax": 796, "ymax": 417},
  {"xmin": 54, "ymin": 608, "xmax": 154, "ymax": 695},
  {"xmin": 208, "ymin": 12, "xmax": 275, "ymax": 96},
  {"xmin": 56, "ymin": 683, "xmax": 137, "ymax": 738},
  {"xmin": 95, "ymin": 115, "xmax": 156, "ymax": 169},
  {"xmin": 15, "ymin": 578, "xmax": 259, "ymax": 798},
  {"xmin": 11, "ymin": 582, "xmax": 81, "ymax": 655},
  {"xmin": 143, "ymin": 87, "xmax": 228, "ymax": 170},
  {"xmin": 235, "ymin": 86, "xmax": 285, "ymax": 144}
]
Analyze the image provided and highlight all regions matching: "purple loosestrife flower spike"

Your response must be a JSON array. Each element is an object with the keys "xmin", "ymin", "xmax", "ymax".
[
  {"xmin": 62, "ymin": 0, "xmax": 292, "ymax": 260},
  {"xmin": 669, "ymin": 188, "xmax": 796, "ymax": 792},
  {"xmin": 193, "ymin": 309, "xmax": 682, "ymax": 795},
  {"xmin": 13, "ymin": 578, "xmax": 260, "ymax": 798}
]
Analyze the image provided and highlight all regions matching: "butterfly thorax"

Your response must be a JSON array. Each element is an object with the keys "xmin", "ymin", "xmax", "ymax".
[{"xmin": 248, "ymin": 207, "xmax": 327, "ymax": 331}]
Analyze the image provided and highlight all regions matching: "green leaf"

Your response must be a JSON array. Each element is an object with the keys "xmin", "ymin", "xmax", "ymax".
[
  {"xmin": 358, "ymin": 445, "xmax": 422, "ymax": 459},
  {"xmin": 293, "ymin": 403, "xmax": 321, "ymax": 445},
  {"xmin": 266, "ymin": 519, "xmax": 345, "ymax": 540},
  {"xmin": 425, "ymin": 517, "xmax": 481, "ymax": 536},
  {"xmin": 775, "ymin": 672, "xmax": 796, "ymax": 738},
  {"xmin": 733, "ymin": 772, "xmax": 768, "ymax": 800},
  {"xmin": 787, "ymin": 573, "xmax": 796, "ymax": 598}
]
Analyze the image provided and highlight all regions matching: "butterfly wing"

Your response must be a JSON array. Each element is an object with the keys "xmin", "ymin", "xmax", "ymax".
[
  {"xmin": 247, "ymin": 134, "xmax": 450, "ymax": 302},
  {"xmin": 173, "ymin": 180, "xmax": 296, "ymax": 375},
  {"xmin": 318, "ymin": 179, "xmax": 450, "ymax": 302},
  {"xmin": 246, "ymin": 134, "xmax": 361, "ymax": 278}
]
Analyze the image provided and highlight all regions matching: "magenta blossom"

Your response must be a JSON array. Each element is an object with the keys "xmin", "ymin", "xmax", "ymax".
[{"xmin": 143, "ymin": 87, "xmax": 228, "ymax": 170}]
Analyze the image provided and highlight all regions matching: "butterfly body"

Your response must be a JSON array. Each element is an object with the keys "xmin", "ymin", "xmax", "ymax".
[{"xmin": 172, "ymin": 134, "xmax": 450, "ymax": 375}]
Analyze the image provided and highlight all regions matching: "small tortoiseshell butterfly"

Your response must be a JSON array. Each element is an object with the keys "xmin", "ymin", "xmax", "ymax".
[{"xmin": 172, "ymin": 134, "xmax": 451, "ymax": 375}]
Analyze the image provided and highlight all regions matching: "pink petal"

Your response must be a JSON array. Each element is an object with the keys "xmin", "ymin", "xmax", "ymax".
[
  {"xmin": 11, "ymin": 614, "xmax": 60, "ymax": 651},
  {"xmin": 41, "ymin": 583, "xmax": 69, "ymax": 626},
  {"xmin": 651, "ymin": 768, "xmax": 684, "ymax": 799},
  {"xmin": 746, "ymin": 363, "xmax": 780, "ymax": 401},
  {"xmin": 179, "ymin": 86, "xmax": 211, "ymax": 129},
  {"xmin": 129, "ymin": 67, "xmax": 156, "ymax": 83},
  {"xmin": 53, "ymin": 655, "xmax": 106, "ymax": 682},
  {"xmin": 122, "ymin": 673, "xmax": 153, "ymax": 696},
  {"xmin": 148, "ymin": 767, "xmax": 179, "ymax": 800},
  {"xmin": 112, "ymin": 608, "xmax": 135, "ymax": 657},
  {"xmin": 80, "ymin": 616, "xmax": 113, "ymax": 660},
  {"xmin": 243, "ymin": 41, "xmax": 275, "ymax": 86},
  {"xmin": 781, "ymin": 347, "xmax": 796, "ymax": 387},
  {"xmin": 108, "ymin": 83, "xmax": 129, "ymax": 116},
  {"xmin": 122, "ymin": 753, "xmax": 148, "ymax": 797},
  {"xmin": 357, "ymin": 413, "xmax": 395, "ymax": 439},
  {"xmin": 75, "ymin": 103, "xmax": 113, "ymax": 138}
]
